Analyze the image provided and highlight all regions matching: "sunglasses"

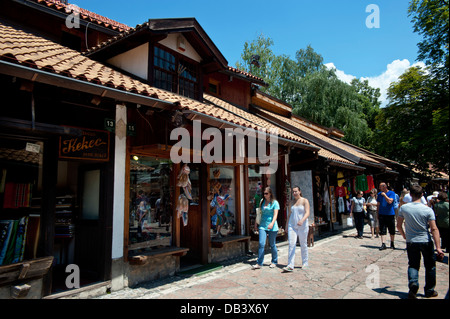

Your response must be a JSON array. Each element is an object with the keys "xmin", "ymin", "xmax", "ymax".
[{"xmin": 264, "ymin": 192, "xmax": 269, "ymax": 195}]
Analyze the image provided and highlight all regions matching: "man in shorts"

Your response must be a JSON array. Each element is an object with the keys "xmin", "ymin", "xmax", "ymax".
[
  {"xmin": 397, "ymin": 184, "xmax": 444, "ymax": 298},
  {"xmin": 377, "ymin": 182, "xmax": 396, "ymax": 250}
]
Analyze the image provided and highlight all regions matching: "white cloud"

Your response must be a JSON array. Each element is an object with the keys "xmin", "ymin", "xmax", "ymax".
[{"xmin": 325, "ymin": 60, "xmax": 426, "ymax": 107}]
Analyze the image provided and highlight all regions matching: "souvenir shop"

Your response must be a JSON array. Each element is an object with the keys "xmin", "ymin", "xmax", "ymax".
[
  {"xmin": 0, "ymin": 74, "xmax": 115, "ymax": 297},
  {"xmin": 313, "ymin": 168, "xmax": 377, "ymax": 229}
]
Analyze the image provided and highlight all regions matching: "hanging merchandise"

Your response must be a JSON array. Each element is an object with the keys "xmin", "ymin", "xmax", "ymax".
[
  {"xmin": 176, "ymin": 194, "xmax": 189, "ymax": 226},
  {"xmin": 337, "ymin": 171, "xmax": 345, "ymax": 187},
  {"xmin": 323, "ymin": 182, "xmax": 330, "ymax": 221},
  {"xmin": 355, "ymin": 174, "xmax": 369, "ymax": 193},
  {"xmin": 177, "ymin": 164, "xmax": 192, "ymax": 199},
  {"xmin": 365, "ymin": 175, "xmax": 375, "ymax": 193}
]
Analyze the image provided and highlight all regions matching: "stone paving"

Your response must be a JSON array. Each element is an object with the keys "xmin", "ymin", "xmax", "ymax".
[{"xmin": 95, "ymin": 226, "xmax": 449, "ymax": 300}]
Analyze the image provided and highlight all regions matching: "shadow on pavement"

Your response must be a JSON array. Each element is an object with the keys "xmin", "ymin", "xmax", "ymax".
[{"xmin": 373, "ymin": 286, "xmax": 409, "ymax": 299}]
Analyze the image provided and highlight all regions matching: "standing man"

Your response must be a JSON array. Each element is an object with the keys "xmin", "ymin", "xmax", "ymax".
[
  {"xmin": 377, "ymin": 182, "xmax": 396, "ymax": 250},
  {"xmin": 397, "ymin": 184, "xmax": 444, "ymax": 299}
]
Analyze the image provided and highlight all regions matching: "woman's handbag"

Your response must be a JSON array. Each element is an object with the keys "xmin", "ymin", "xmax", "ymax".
[{"xmin": 255, "ymin": 198, "xmax": 264, "ymax": 225}]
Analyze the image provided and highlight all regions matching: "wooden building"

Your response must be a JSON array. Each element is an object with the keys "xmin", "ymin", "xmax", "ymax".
[{"xmin": 0, "ymin": 0, "xmax": 410, "ymax": 298}]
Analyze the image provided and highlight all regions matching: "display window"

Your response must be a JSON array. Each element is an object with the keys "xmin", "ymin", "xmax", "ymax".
[
  {"xmin": 0, "ymin": 136, "xmax": 44, "ymax": 265},
  {"xmin": 209, "ymin": 166, "xmax": 236, "ymax": 238},
  {"xmin": 248, "ymin": 165, "xmax": 263, "ymax": 231},
  {"xmin": 128, "ymin": 156, "xmax": 174, "ymax": 250}
]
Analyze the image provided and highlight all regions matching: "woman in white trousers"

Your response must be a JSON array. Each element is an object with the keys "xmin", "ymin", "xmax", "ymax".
[{"xmin": 283, "ymin": 186, "xmax": 310, "ymax": 272}]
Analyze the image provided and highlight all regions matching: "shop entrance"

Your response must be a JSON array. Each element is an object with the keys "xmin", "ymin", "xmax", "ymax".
[
  {"xmin": 52, "ymin": 162, "xmax": 106, "ymax": 292},
  {"xmin": 75, "ymin": 166, "xmax": 103, "ymax": 283},
  {"xmin": 179, "ymin": 164, "xmax": 204, "ymax": 266}
]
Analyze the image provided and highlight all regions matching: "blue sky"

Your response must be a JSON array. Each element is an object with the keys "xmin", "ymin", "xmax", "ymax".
[{"xmin": 71, "ymin": 0, "xmax": 424, "ymax": 105}]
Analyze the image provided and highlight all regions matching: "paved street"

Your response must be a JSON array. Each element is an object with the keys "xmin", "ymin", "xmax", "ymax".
[{"xmin": 95, "ymin": 225, "xmax": 448, "ymax": 300}]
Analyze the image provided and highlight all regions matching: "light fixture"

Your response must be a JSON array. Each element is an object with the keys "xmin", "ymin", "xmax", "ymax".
[{"xmin": 133, "ymin": 155, "xmax": 139, "ymax": 161}]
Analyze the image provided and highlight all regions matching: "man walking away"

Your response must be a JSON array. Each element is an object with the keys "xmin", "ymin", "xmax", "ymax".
[{"xmin": 397, "ymin": 184, "xmax": 444, "ymax": 299}]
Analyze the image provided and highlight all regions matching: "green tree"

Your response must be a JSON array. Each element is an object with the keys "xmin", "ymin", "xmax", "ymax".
[
  {"xmin": 372, "ymin": 66, "xmax": 448, "ymax": 173},
  {"xmin": 372, "ymin": 0, "xmax": 449, "ymax": 173},
  {"xmin": 295, "ymin": 69, "xmax": 373, "ymax": 147},
  {"xmin": 236, "ymin": 36, "xmax": 381, "ymax": 147}
]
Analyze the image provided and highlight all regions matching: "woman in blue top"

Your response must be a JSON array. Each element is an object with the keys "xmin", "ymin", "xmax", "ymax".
[{"xmin": 252, "ymin": 187, "xmax": 279, "ymax": 269}]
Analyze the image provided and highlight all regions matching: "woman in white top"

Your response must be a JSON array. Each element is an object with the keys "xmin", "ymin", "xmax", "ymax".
[
  {"xmin": 366, "ymin": 188, "xmax": 379, "ymax": 238},
  {"xmin": 283, "ymin": 186, "xmax": 310, "ymax": 272},
  {"xmin": 350, "ymin": 190, "xmax": 366, "ymax": 239}
]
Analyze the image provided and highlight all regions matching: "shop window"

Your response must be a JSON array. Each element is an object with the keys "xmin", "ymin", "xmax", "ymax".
[
  {"xmin": 209, "ymin": 166, "xmax": 236, "ymax": 238},
  {"xmin": 248, "ymin": 165, "xmax": 263, "ymax": 231},
  {"xmin": 0, "ymin": 136, "xmax": 44, "ymax": 265},
  {"xmin": 129, "ymin": 156, "xmax": 173, "ymax": 250},
  {"xmin": 153, "ymin": 45, "xmax": 199, "ymax": 100}
]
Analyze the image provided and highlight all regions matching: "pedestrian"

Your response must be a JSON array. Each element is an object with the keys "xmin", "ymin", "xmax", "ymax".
[
  {"xmin": 399, "ymin": 188, "xmax": 409, "ymax": 208},
  {"xmin": 390, "ymin": 186, "xmax": 400, "ymax": 219},
  {"xmin": 252, "ymin": 187, "xmax": 279, "ymax": 269},
  {"xmin": 366, "ymin": 188, "xmax": 379, "ymax": 238},
  {"xmin": 403, "ymin": 189, "xmax": 428, "ymax": 205},
  {"xmin": 434, "ymin": 191, "xmax": 449, "ymax": 253},
  {"xmin": 283, "ymin": 186, "xmax": 310, "ymax": 272},
  {"xmin": 397, "ymin": 184, "xmax": 444, "ymax": 299},
  {"xmin": 350, "ymin": 190, "xmax": 366, "ymax": 239},
  {"xmin": 377, "ymin": 182, "xmax": 397, "ymax": 250}
]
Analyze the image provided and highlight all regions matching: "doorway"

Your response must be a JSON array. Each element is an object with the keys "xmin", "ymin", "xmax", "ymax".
[
  {"xmin": 52, "ymin": 162, "xmax": 106, "ymax": 292},
  {"xmin": 179, "ymin": 164, "xmax": 204, "ymax": 267}
]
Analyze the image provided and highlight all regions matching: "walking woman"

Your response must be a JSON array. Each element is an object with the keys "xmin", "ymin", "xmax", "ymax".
[
  {"xmin": 283, "ymin": 186, "xmax": 310, "ymax": 272},
  {"xmin": 252, "ymin": 187, "xmax": 280, "ymax": 269},
  {"xmin": 366, "ymin": 188, "xmax": 379, "ymax": 238},
  {"xmin": 350, "ymin": 190, "xmax": 366, "ymax": 238}
]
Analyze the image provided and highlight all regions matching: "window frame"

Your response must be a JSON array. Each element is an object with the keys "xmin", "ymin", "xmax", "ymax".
[{"xmin": 152, "ymin": 44, "xmax": 200, "ymax": 100}]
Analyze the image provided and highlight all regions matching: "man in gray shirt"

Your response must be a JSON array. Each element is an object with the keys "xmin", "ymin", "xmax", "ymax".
[{"xmin": 397, "ymin": 184, "xmax": 444, "ymax": 299}]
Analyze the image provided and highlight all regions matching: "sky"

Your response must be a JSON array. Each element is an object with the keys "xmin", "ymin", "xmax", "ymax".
[{"xmin": 70, "ymin": 0, "xmax": 425, "ymax": 106}]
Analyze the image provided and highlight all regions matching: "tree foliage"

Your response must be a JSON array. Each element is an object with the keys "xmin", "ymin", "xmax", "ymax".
[
  {"xmin": 372, "ymin": 0, "xmax": 449, "ymax": 174},
  {"xmin": 236, "ymin": 35, "xmax": 380, "ymax": 148}
]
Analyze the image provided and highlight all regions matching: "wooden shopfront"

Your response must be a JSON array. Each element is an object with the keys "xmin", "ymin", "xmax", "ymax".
[
  {"xmin": 124, "ymin": 107, "xmax": 270, "ymax": 283},
  {"xmin": 0, "ymin": 73, "xmax": 115, "ymax": 297}
]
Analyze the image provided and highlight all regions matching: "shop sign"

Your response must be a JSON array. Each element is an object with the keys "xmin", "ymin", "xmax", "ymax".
[{"xmin": 59, "ymin": 129, "xmax": 110, "ymax": 161}]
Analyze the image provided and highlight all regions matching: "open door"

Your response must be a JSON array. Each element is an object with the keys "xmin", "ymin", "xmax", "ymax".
[
  {"xmin": 75, "ymin": 165, "xmax": 104, "ymax": 284},
  {"xmin": 179, "ymin": 164, "xmax": 204, "ymax": 265}
]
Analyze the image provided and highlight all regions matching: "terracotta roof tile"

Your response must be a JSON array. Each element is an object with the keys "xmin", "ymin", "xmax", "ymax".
[
  {"xmin": 30, "ymin": 0, "xmax": 130, "ymax": 32},
  {"xmin": 257, "ymin": 108, "xmax": 383, "ymax": 167},
  {"xmin": 1, "ymin": 20, "xmax": 311, "ymax": 144}
]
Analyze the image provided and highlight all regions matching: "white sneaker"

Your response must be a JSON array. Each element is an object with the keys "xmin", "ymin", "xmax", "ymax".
[
  {"xmin": 282, "ymin": 266, "xmax": 293, "ymax": 272},
  {"xmin": 301, "ymin": 264, "xmax": 309, "ymax": 269},
  {"xmin": 252, "ymin": 264, "xmax": 261, "ymax": 270},
  {"xmin": 269, "ymin": 263, "xmax": 276, "ymax": 268}
]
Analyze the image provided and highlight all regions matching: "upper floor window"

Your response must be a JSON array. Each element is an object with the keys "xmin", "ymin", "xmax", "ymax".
[{"xmin": 153, "ymin": 46, "xmax": 199, "ymax": 100}]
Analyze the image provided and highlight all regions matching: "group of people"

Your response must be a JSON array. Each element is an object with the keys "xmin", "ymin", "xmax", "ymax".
[
  {"xmin": 251, "ymin": 185, "xmax": 310, "ymax": 272},
  {"xmin": 350, "ymin": 182, "xmax": 448, "ymax": 298},
  {"xmin": 252, "ymin": 181, "xmax": 448, "ymax": 299}
]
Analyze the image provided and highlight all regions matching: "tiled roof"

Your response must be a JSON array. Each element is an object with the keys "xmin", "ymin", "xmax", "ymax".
[
  {"xmin": 0, "ymin": 19, "xmax": 313, "ymax": 148},
  {"xmin": 204, "ymin": 94, "xmax": 362, "ymax": 168},
  {"xmin": 256, "ymin": 108, "xmax": 384, "ymax": 168},
  {"xmin": 204, "ymin": 94, "xmax": 313, "ymax": 147},
  {"xmin": 226, "ymin": 66, "xmax": 266, "ymax": 84},
  {"xmin": 29, "ymin": 0, "xmax": 131, "ymax": 32}
]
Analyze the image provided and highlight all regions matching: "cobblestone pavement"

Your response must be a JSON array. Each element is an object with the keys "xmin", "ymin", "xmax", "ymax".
[{"xmin": 95, "ymin": 226, "xmax": 449, "ymax": 300}]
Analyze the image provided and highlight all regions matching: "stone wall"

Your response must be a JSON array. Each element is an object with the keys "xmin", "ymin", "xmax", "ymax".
[{"xmin": 125, "ymin": 254, "xmax": 178, "ymax": 287}]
